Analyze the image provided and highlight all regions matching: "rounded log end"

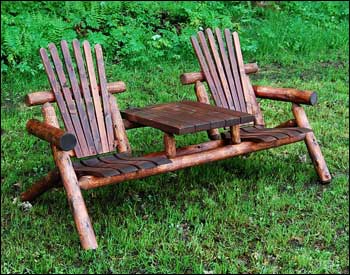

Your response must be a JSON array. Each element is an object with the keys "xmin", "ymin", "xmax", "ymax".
[
  {"xmin": 59, "ymin": 133, "xmax": 77, "ymax": 151},
  {"xmin": 310, "ymin": 92, "xmax": 318, "ymax": 106},
  {"xmin": 24, "ymin": 95, "xmax": 33, "ymax": 107}
]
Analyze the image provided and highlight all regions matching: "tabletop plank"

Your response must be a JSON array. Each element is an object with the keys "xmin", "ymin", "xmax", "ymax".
[{"xmin": 122, "ymin": 101, "xmax": 255, "ymax": 135}]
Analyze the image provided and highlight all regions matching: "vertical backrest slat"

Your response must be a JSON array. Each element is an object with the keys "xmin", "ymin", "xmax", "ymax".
[
  {"xmin": 197, "ymin": 31, "xmax": 228, "ymax": 108},
  {"xmin": 40, "ymin": 47, "xmax": 84, "ymax": 157},
  {"xmin": 224, "ymin": 29, "xmax": 247, "ymax": 112},
  {"xmin": 214, "ymin": 28, "xmax": 241, "ymax": 111},
  {"xmin": 232, "ymin": 32, "xmax": 253, "ymax": 114},
  {"xmin": 72, "ymin": 39, "xmax": 103, "ymax": 154},
  {"xmin": 95, "ymin": 44, "xmax": 115, "ymax": 151},
  {"xmin": 61, "ymin": 40, "xmax": 97, "ymax": 155},
  {"xmin": 190, "ymin": 36, "xmax": 222, "ymax": 107},
  {"xmin": 205, "ymin": 28, "xmax": 235, "ymax": 110},
  {"xmin": 48, "ymin": 43, "xmax": 89, "ymax": 157},
  {"xmin": 83, "ymin": 41, "xmax": 110, "ymax": 153}
]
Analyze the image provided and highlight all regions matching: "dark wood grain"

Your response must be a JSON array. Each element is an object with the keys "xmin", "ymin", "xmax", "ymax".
[
  {"xmin": 190, "ymin": 36, "xmax": 222, "ymax": 106},
  {"xmin": 198, "ymin": 31, "xmax": 228, "ymax": 108},
  {"xmin": 61, "ymin": 40, "xmax": 96, "ymax": 156},
  {"xmin": 72, "ymin": 39, "xmax": 103, "ymax": 154},
  {"xmin": 95, "ymin": 44, "xmax": 115, "ymax": 151},
  {"xmin": 83, "ymin": 40, "xmax": 109, "ymax": 153},
  {"xmin": 41, "ymin": 46, "xmax": 85, "ymax": 157},
  {"xmin": 214, "ymin": 28, "xmax": 240, "ymax": 110},
  {"xmin": 206, "ymin": 28, "xmax": 234, "ymax": 109},
  {"xmin": 122, "ymin": 101, "xmax": 254, "ymax": 135},
  {"xmin": 224, "ymin": 29, "xmax": 246, "ymax": 112}
]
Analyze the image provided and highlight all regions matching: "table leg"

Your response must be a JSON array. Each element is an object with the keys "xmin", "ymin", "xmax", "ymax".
[
  {"xmin": 164, "ymin": 133, "xmax": 176, "ymax": 158},
  {"xmin": 230, "ymin": 125, "xmax": 241, "ymax": 144}
]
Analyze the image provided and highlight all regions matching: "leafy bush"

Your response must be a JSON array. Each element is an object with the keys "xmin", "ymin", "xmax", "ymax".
[{"xmin": 1, "ymin": 1, "xmax": 348, "ymax": 75}]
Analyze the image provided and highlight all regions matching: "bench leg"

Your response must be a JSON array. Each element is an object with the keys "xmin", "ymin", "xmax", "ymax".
[
  {"xmin": 292, "ymin": 103, "xmax": 331, "ymax": 183},
  {"xmin": 21, "ymin": 168, "xmax": 61, "ymax": 202},
  {"xmin": 56, "ymin": 151, "xmax": 98, "ymax": 250},
  {"xmin": 230, "ymin": 125, "xmax": 241, "ymax": 144},
  {"xmin": 164, "ymin": 133, "xmax": 176, "ymax": 158}
]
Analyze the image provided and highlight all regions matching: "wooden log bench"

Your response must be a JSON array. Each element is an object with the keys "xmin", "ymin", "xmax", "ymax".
[{"xmin": 21, "ymin": 31, "xmax": 331, "ymax": 250}]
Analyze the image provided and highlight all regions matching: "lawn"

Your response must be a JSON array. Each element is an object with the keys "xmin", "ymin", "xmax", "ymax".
[{"xmin": 1, "ymin": 1, "xmax": 349, "ymax": 274}]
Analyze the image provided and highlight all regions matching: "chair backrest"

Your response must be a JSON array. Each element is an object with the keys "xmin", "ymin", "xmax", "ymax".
[
  {"xmin": 190, "ymin": 28, "xmax": 262, "ymax": 121},
  {"xmin": 40, "ymin": 40, "xmax": 129, "ymax": 158}
]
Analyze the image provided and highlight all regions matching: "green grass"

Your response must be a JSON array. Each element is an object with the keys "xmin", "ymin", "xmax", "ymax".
[{"xmin": 1, "ymin": 2, "xmax": 349, "ymax": 274}]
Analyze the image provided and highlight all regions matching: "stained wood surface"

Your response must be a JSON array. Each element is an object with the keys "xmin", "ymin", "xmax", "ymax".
[
  {"xmin": 73, "ymin": 153, "xmax": 171, "ymax": 178},
  {"xmin": 122, "ymin": 101, "xmax": 255, "ymax": 135},
  {"xmin": 221, "ymin": 126, "xmax": 312, "ymax": 143},
  {"xmin": 39, "ymin": 40, "xmax": 128, "ymax": 158},
  {"xmin": 79, "ymin": 134, "xmax": 307, "ymax": 190},
  {"xmin": 190, "ymin": 28, "xmax": 266, "ymax": 121}
]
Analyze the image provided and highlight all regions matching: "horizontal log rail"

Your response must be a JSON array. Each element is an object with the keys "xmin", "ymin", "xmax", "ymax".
[
  {"xmin": 253, "ymin": 85, "xmax": 317, "ymax": 105},
  {"xmin": 26, "ymin": 119, "xmax": 77, "ymax": 151},
  {"xmin": 25, "ymin": 81, "xmax": 126, "ymax": 106},
  {"xmin": 79, "ymin": 134, "xmax": 306, "ymax": 190},
  {"xmin": 180, "ymin": 63, "xmax": 259, "ymax": 85}
]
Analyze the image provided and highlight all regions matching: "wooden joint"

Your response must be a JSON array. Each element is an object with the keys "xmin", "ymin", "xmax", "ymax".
[
  {"xmin": 253, "ymin": 85, "xmax": 318, "ymax": 105},
  {"xmin": 26, "ymin": 119, "xmax": 77, "ymax": 151}
]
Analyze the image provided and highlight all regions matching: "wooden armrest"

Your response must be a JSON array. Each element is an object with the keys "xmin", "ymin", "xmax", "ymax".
[
  {"xmin": 25, "ymin": 81, "xmax": 126, "ymax": 106},
  {"xmin": 253, "ymin": 85, "xmax": 317, "ymax": 106},
  {"xmin": 180, "ymin": 63, "xmax": 259, "ymax": 85},
  {"xmin": 26, "ymin": 119, "xmax": 77, "ymax": 151}
]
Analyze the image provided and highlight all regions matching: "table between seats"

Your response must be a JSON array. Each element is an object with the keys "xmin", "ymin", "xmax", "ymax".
[{"xmin": 121, "ymin": 100, "xmax": 255, "ymax": 157}]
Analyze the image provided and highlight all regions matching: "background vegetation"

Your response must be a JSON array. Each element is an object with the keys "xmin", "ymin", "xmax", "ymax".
[{"xmin": 1, "ymin": 1, "xmax": 349, "ymax": 274}]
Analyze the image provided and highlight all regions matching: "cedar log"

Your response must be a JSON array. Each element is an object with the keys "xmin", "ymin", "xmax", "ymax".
[
  {"xmin": 20, "ymin": 168, "xmax": 61, "ymax": 202},
  {"xmin": 253, "ymin": 86, "xmax": 317, "ymax": 105},
  {"xmin": 26, "ymin": 119, "xmax": 77, "ymax": 151},
  {"xmin": 164, "ymin": 133, "xmax": 176, "ymax": 158},
  {"xmin": 292, "ymin": 103, "xmax": 331, "ymax": 183},
  {"xmin": 181, "ymin": 63, "xmax": 259, "ymax": 85},
  {"xmin": 230, "ymin": 125, "xmax": 241, "ymax": 144},
  {"xmin": 42, "ymin": 102, "xmax": 98, "ymax": 250},
  {"xmin": 25, "ymin": 81, "xmax": 126, "ymax": 106},
  {"xmin": 79, "ymin": 134, "xmax": 306, "ymax": 190}
]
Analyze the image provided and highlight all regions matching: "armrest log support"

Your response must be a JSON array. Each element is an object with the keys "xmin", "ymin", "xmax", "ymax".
[
  {"xmin": 25, "ymin": 81, "xmax": 126, "ymax": 106},
  {"xmin": 26, "ymin": 119, "xmax": 77, "ymax": 151},
  {"xmin": 253, "ymin": 86, "xmax": 317, "ymax": 105}
]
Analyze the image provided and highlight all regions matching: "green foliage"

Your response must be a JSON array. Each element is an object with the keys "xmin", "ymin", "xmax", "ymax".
[{"xmin": 2, "ymin": 1, "xmax": 347, "ymax": 76}]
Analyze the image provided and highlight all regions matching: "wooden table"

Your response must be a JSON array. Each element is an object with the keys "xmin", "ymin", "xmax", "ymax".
[{"xmin": 122, "ymin": 101, "xmax": 255, "ymax": 157}]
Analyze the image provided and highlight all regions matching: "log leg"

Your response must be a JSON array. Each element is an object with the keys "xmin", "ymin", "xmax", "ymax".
[
  {"xmin": 164, "ymin": 133, "xmax": 176, "ymax": 158},
  {"xmin": 43, "ymin": 103, "xmax": 98, "ymax": 249},
  {"xmin": 55, "ymin": 151, "xmax": 98, "ymax": 249},
  {"xmin": 230, "ymin": 125, "xmax": 241, "ymax": 144},
  {"xmin": 21, "ymin": 168, "xmax": 61, "ymax": 202},
  {"xmin": 195, "ymin": 81, "xmax": 221, "ymax": 140},
  {"xmin": 292, "ymin": 103, "xmax": 331, "ymax": 183}
]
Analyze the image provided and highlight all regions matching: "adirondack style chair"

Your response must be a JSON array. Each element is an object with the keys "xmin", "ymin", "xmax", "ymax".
[
  {"xmin": 21, "ymin": 33, "xmax": 330, "ymax": 250},
  {"xmin": 181, "ymin": 28, "xmax": 331, "ymax": 182}
]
